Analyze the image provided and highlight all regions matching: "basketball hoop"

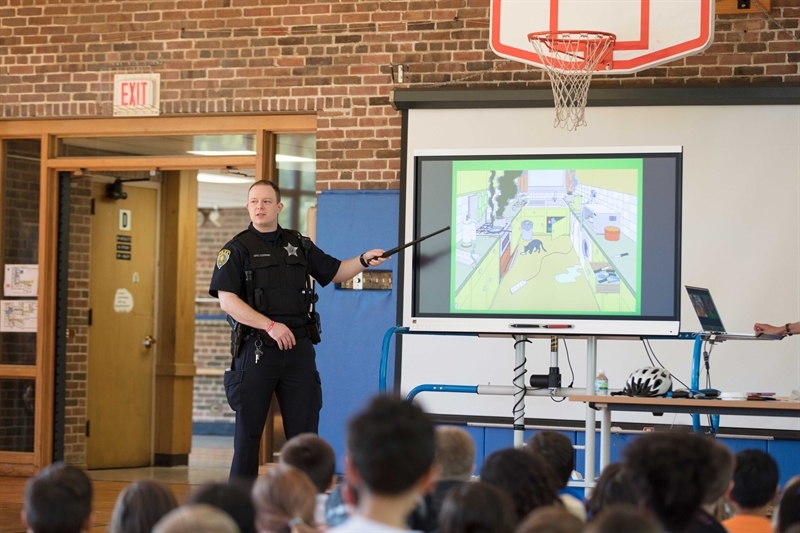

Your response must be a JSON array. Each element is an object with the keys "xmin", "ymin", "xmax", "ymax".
[{"xmin": 528, "ymin": 31, "xmax": 616, "ymax": 131}]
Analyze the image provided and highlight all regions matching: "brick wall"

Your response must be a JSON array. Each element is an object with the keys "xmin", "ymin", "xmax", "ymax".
[
  {"xmin": 2, "ymin": 1, "xmax": 798, "ymax": 193},
  {"xmin": 64, "ymin": 178, "xmax": 92, "ymax": 465}
]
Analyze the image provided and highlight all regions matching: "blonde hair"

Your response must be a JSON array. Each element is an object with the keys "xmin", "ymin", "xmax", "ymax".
[
  {"xmin": 152, "ymin": 504, "xmax": 240, "ymax": 533},
  {"xmin": 435, "ymin": 426, "xmax": 476, "ymax": 481},
  {"xmin": 252, "ymin": 464, "xmax": 317, "ymax": 533}
]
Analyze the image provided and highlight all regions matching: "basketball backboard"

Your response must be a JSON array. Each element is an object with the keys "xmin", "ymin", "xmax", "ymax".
[{"xmin": 490, "ymin": 0, "xmax": 715, "ymax": 74}]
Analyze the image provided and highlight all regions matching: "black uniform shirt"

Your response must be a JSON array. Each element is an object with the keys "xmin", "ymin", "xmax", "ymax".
[{"xmin": 209, "ymin": 223, "xmax": 341, "ymax": 326}]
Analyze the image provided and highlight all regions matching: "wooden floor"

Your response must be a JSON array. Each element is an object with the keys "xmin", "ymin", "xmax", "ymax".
[{"xmin": 0, "ymin": 436, "xmax": 275, "ymax": 533}]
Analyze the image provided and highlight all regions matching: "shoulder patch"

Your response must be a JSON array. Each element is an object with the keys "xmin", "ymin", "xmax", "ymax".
[{"xmin": 216, "ymin": 249, "xmax": 231, "ymax": 269}]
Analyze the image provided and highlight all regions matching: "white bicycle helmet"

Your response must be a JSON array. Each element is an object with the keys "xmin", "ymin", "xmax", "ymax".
[{"xmin": 623, "ymin": 366, "xmax": 673, "ymax": 397}]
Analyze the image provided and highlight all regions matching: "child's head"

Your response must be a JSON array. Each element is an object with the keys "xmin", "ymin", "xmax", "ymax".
[
  {"xmin": 252, "ymin": 464, "xmax": 318, "ymax": 533},
  {"xmin": 109, "ymin": 480, "xmax": 178, "ymax": 533},
  {"xmin": 23, "ymin": 463, "xmax": 93, "ymax": 533},
  {"xmin": 435, "ymin": 426, "xmax": 476, "ymax": 482},
  {"xmin": 728, "ymin": 449, "xmax": 779, "ymax": 510},
  {"xmin": 624, "ymin": 432, "xmax": 715, "ymax": 532},
  {"xmin": 480, "ymin": 447, "xmax": 560, "ymax": 522},
  {"xmin": 189, "ymin": 481, "xmax": 256, "ymax": 533},
  {"xmin": 585, "ymin": 462, "xmax": 638, "ymax": 518},
  {"xmin": 777, "ymin": 476, "xmax": 800, "ymax": 533},
  {"xmin": 280, "ymin": 433, "xmax": 336, "ymax": 493},
  {"xmin": 438, "ymin": 481, "xmax": 517, "ymax": 533},
  {"xmin": 346, "ymin": 396, "xmax": 435, "ymax": 496},
  {"xmin": 525, "ymin": 431, "xmax": 575, "ymax": 489},
  {"xmin": 584, "ymin": 505, "xmax": 663, "ymax": 533},
  {"xmin": 516, "ymin": 507, "xmax": 583, "ymax": 533},
  {"xmin": 702, "ymin": 440, "xmax": 735, "ymax": 505},
  {"xmin": 153, "ymin": 505, "xmax": 239, "ymax": 533}
]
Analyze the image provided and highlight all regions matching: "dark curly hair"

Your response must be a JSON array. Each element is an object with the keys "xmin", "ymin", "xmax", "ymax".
[
  {"xmin": 624, "ymin": 432, "xmax": 715, "ymax": 533},
  {"xmin": 586, "ymin": 462, "xmax": 638, "ymax": 519},
  {"xmin": 439, "ymin": 481, "xmax": 517, "ymax": 533},
  {"xmin": 480, "ymin": 448, "xmax": 561, "ymax": 521}
]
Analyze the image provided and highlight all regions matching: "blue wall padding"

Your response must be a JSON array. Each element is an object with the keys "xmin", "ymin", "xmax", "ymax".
[
  {"xmin": 315, "ymin": 190, "xmax": 400, "ymax": 472},
  {"xmin": 768, "ymin": 440, "xmax": 800, "ymax": 488}
]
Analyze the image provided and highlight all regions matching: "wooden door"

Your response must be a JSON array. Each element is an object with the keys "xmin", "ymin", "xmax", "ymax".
[{"xmin": 87, "ymin": 182, "xmax": 158, "ymax": 469}]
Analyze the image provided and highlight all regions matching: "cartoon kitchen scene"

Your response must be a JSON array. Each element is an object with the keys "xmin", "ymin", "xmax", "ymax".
[{"xmin": 453, "ymin": 167, "xmax": 639, "ymax": 314}]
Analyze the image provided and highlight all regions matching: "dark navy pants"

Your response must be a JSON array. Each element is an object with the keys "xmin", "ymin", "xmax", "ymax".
[{"xmin": 229, "ymin": 335, "xmax": 322, "ymax": 482}]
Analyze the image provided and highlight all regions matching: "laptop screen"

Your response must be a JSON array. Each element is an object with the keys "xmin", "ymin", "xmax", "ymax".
[{"xmin": 685, "ymin": 286, "xmax": 726, "ymax": 333}]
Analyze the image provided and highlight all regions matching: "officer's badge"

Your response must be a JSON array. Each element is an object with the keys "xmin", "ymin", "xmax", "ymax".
[
  {"xmin": 284, "ymin": 243, "xmax": 298, "ymax": 257},
  {"xmin": 216, "ymin": 249, "xmax": 231, "ymax": 269}
]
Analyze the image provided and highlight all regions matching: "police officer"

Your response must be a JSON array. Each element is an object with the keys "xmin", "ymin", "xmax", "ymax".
[{"xmin": 210, "ymin": 180, "xmax": 387, "ymax": 482}]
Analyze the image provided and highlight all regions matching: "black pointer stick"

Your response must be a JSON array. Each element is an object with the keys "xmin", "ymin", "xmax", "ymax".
[{"xmin": 379, "ymin": 226, "xmax": 450, "ymax": 259}]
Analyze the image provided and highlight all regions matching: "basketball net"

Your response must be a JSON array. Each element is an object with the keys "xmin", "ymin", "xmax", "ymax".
[{"xmin": 528, "ymin": 31, "xmax": 616, "ymax": 131}]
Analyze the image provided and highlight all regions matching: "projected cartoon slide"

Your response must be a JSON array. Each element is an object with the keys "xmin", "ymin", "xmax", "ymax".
[{"xmin": 451, "ymin": 159, "xmax": 642, "ymax": 315}]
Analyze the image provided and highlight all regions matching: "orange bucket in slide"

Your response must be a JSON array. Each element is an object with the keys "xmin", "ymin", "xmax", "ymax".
[{"xmin": 604, "ymin": 226, "xmax": 620, "ymax": 241}]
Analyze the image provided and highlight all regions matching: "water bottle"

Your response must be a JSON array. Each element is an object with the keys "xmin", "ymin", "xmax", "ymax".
[{"xmin": 595, "ymin": 370, "xmax": 609, "ymax": 396}]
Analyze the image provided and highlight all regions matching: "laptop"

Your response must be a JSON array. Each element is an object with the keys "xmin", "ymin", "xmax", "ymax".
[{"xmin": 685, "ymin": 285, "xmax": 781, "ymax": 339}]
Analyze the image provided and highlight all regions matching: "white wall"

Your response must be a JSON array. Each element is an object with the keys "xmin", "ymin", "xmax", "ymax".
[{"xmin": 400, "ymin": 104, "xmax": 800, "ymax": 431}]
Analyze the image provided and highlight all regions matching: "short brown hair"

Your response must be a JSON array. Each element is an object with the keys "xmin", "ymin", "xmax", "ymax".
[
  {"xmin": 248, "ymin": 179, "xmax": 281, "ymax": 202},
  {"xmin": 704, "ymin": 439, "xmax": 734, "ymax": 504},
  {"xmin": 280, "ymin": 433, "xmax": 336, "ymax": 493},
  {"xmin": 435, "ymin": 426, "xmax": 476, "ymax": 481},
  {"xmin": 526, "ymin": 431, "xmax": 575, "ymax": 488}
]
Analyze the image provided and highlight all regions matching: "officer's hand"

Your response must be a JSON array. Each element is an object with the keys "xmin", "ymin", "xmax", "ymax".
[
  {"xmin": 363, "ymin": 249, "xmax": 389, "ymax": 267},
  {"xmin": 268, "ymin": 322, "xmax": 296, "ymax": 350}
]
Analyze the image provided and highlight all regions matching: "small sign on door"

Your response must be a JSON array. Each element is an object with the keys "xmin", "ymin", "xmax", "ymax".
[{"xmin": 119, "ymin": 210, "xmax": 132, "ymax": 231}]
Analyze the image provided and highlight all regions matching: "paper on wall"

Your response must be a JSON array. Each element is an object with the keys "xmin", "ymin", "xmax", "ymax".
[
  {"xmin": 3, "ymin": 264, "xmax": 39, "ymax": 297},
  {"xmin": 0, "ymin": 300, "xmax": 38, "ymax": 332}
]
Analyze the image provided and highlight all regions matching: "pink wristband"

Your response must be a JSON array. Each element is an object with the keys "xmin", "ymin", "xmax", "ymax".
[{"xmin": 265, "ymin": 320, "xmax": 275, "ymax": 333}]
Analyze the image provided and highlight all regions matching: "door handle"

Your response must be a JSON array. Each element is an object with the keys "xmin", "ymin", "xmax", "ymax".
[{"xmin": 142, "ymin": 335, "xmax": 156, "ymax": 348}]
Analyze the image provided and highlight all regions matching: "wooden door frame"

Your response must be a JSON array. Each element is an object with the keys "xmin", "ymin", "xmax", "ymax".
[{"xmin": 0, "ymin": 114, "xmax": 315, "ymax": 474}]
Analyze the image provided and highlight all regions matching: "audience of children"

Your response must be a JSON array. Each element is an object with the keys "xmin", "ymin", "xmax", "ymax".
[
  {"xmin": 723, "ymin": 449, "xmax": 780, "ymax": 533},
  {"xmin": 19, "ymin": 395, "xmax": 800, "ymax": 533}
]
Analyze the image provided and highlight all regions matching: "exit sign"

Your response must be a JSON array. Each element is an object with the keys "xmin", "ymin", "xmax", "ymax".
[{"xmin": 113, "ymin": 73, "xmax": 160, "ymax": 116}]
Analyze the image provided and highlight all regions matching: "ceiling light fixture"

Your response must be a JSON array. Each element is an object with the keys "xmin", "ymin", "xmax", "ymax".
[{"xmin": 197, "ymin": 172, "xmax": 255, "ymax": 184}]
